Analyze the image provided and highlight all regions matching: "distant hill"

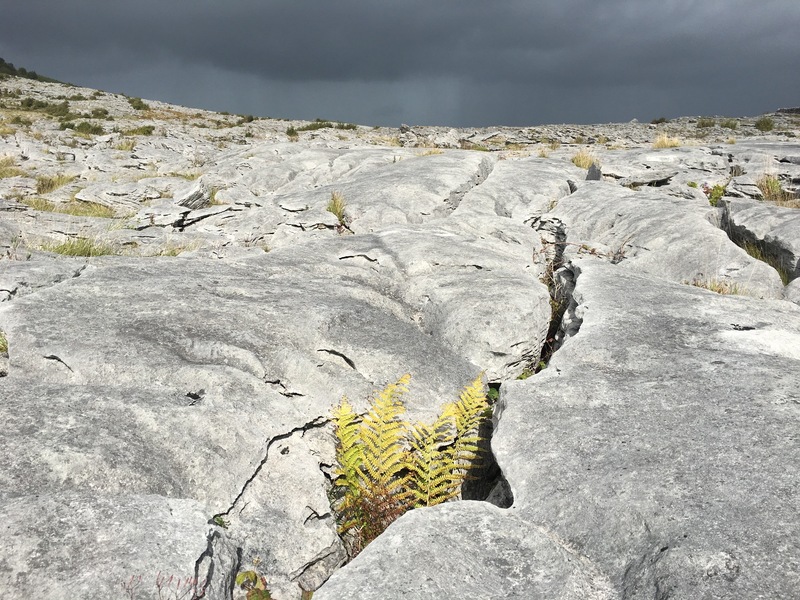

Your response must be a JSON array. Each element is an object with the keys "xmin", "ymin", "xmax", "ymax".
[{"xmin": 0, "ymin": 57, "xmax": 62, "ymax": 83}]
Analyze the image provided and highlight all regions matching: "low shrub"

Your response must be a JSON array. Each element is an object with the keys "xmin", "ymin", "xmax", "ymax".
[
  {"xmin": 702, "ymin": 183, "xmax": 726, "ymax": 207},
  {"xmin": 754, "ymin": 116, "xmax": 774, "ymax": 132},
  {"xmin": 127, "ymin": 97, "xmax": 150, "ymax": 111},
  {"xmin": 121, "ymin": 125, "xmax": 155, "ymax": 136},
  {"xmin": 650, "ymin": 117, "xmax": 669, "ymax": 124},
  {"xmin": 696, "ymin": 117, "xmax": 716, "ymax": 128},
  {"xmin": 720, "ymin": 119, "xmax": 738, "ymax": 130}
]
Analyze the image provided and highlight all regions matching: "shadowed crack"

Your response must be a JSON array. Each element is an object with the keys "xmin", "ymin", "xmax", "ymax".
[
  {"xmin": 44, "ymin": 354, "xmax": 73, "ymax": 372},
  {"xmin": 317, "ymin": 348, "xmax": 357, "ymax": 370}
]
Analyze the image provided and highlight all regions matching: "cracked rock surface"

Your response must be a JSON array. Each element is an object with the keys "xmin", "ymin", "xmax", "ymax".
[{"xmin": 0, "ymin": 77, "xmax": 798, "ymax": 599}]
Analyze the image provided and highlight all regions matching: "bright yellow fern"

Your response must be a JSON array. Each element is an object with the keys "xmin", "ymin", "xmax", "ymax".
[{"xmin": 332, "ymin": 373, "xmax": 489, "ymax": 556}]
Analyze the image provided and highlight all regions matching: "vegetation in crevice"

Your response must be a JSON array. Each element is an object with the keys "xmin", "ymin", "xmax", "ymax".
[{"xmin": 331, "ymin": 374, "xmax": 490, "ymax": 557}]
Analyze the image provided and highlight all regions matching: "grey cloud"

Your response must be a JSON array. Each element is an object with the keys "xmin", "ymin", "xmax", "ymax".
[{"xmin": 1, "ymin": 0, "xmax": 799, "ymax": 126}]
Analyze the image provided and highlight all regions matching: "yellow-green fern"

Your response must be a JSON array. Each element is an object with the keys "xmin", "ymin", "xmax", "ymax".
[{"xmin": 331, "ymin": 373, "xmax": 490, "ymax": 557}]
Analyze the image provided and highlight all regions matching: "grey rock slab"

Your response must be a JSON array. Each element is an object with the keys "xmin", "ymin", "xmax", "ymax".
[
  {"xmin": 552, "ymin": 181, "xmax": 785, "ymax": 298},
  {"xmin": 0, "ymin": 491, "xmax": 237, "ymax": 600},
  {"xmin": 174, "ymin": 179, "xmax": 211, "ymax": 209},
  {"xmin": 320, "ymin": 260, "xmax": 800, "ymax": 599},
  {"xmin": 316, "ymin": 502, "xmax": 616, "ymax": 600},
  {"xmin": 74, "ymin": 182, "xmax": 161, "ymax": 212},
  {"xmin": 453, "ymin": 157, "xmax": 581, "ymax": 220},
  {"xmin": 496, "ymin": 260, "xmax": 800, "ymax": 599},
  {"xmin": 722, "ymin": 197, "xmax": 800, "ymax": 281}
]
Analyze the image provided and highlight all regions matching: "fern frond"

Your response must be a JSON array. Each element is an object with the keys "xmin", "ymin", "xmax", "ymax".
[{"xmin": 447, "ymin": 374, "xmax": 489, "ymax": 465}]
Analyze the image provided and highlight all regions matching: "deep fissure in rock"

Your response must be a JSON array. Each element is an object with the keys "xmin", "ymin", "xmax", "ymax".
[{"xmin": 720, "ymin": 203, "xmax": 795, "ymax": 285}]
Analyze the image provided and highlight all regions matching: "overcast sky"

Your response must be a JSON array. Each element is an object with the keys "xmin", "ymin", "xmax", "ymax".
[{"xmin": 1, "ymin": 1, "xmax": 799, "ymax": 127}]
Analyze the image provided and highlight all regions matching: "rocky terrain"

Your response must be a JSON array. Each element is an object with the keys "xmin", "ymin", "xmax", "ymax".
[{"xmin": 0, "ymin": 75, "xmax": 798, "ymax": 599}]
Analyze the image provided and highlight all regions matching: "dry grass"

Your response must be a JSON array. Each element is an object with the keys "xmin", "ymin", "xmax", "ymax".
[
  {"xmin": 420, "ymin": 148, "xmax": 444, "ymax": 156},
  {"xmin": 756, "ymin": 174, "xmax": 800, "ymax": 208},
  {"xmin": 42, "ymin": 237, "xmax": 116, "ymax": 257},
  {"xmin": 0, "ymin": 330, "xmax": 7, "ymax": 354},
  {"xmin": 571, "ymin": 149, "xmax": 597, "ymax": 169},
  {"xmin": 20, "ymin": 196, "xmax": 115, "ymax": 218},
  {"xmin": 742, "ymin": 241, "xmax": 791, "ymax": 284},
  {"xmin": 0, "ymin": 156, "xmax": 26, "ymax": 178},
  {"xmin": 653, "ymin": 134, "xmax": 681, "ymax": 148},
  {"xmin": 689, "ymin": 278, "xmax": 744, "ymax": 295},
  {"xmin": 326, "ymin": 191, "xmax": 347, "ymax": 225},
  {"xmin": 36, "ymin": 173, "xmax": 76, "ymax": 194},
  {"xmin": 114, "ymin": 139, "xmax": 136, "ymax": 151}
]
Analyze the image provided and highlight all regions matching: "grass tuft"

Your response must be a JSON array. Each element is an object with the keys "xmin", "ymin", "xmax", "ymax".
[
  {"xmin": 42, "ymin": 237, "xmax": 116, "ymax": 257},
  {"xmin": 121, "ymin": 125, "xmax": 155, "ymax": 136},
  {"xmin": 114, "ymin": 139, "xmax": 136, "ymax": 151},
  {"xmin": 326, "ymin": 191, "xmax": 347, "ymax": 225},
  {"xmin": 653, "ymin": 134, "xmax": 680, "ymax": 148},
  {"xmin": 0, "ymin": 156, "xmax": 26, "ymax": 178},
  {"xmin": 689, "ymin": 278, "xmax": 743, "ymax": 295},
  {"xmin": 127, "ymin": 97, "xmax": 150, "ymax": 111},
  {"xmin": 696, "ymin": 117, "xmax": 716, "ymax": 128},
  {"xmin": 20, "ymin": 197, "xmax": 115, "ymax": 218},
  {"xmin": 720, "ymin": 119, "xmax": 738, "ymax": 130},
  {"xmin": 0, "ymin": 331, "xmax": 7, "ymax": 354},
  {"xmin": 36, "ymin": 174, "xmax": 76, "ymax": 194},
  {"xmin": 571, "ymin": 149, "xmax": 597, "ymax": 169}
]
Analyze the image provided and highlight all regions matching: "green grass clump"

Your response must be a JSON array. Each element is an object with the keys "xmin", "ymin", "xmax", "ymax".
[
  {"xmin": 326, "ymin": 191, "xmax": 347, "ymax": 225},
  {"xmin": 60, "ymin": 121, "xmax": 105, "ymax": 135},
  {"xmin": 42, "ymin": 237, "xmax": 116, "ymax": 257},
  {"xmin": 127, "ymin": 97, "xmax": 150, "ymax": 111},
  {"xmin": 36, "ymin": 173, "xmax": 76, "ymax": 194},
  {"xmin": 754, "ymin": 116, "xmax": 774, "ymax": 132},
  {"xmin": 696, "ymin": 117, "xmax": 716, "ymax": 128},
  {"xmin": 286, "ymin": 125, "xmax": 298, "ymax": 140},
  {"xmin": 720, "ymin": 119, "xmax": 738, "ymax": 130},
  {"xmin": 295, "ymin": 119, "xmax": 357, "ymax": 132},
  {"xmin": 121, "ymin": 125, "xmax": 155, "ymax": 136},
  {"xmin": 742, "ymin": 241, "xmax": 790, "ymax": 285},
  {"xmin": 571, "ymin": 149, "xmax": 597, "ymax": 169},
  {"xmin": 0, "ymin": 156, "xmax": 26, "ymax": 178}
]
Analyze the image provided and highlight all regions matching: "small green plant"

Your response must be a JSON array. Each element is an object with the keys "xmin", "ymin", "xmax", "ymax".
[
  {"xmin": 650, "ymin": 117, "xmax": 668, "ymax": 124},
  {"xmin": 121, "ymin": 125, "xmax": 155, "ymax": 136},
  {"xmin": 286, "ymin": 125, "xmax": 298, "ymax": 140},
  {"xmin": 42, "ymin": 237, "xmax": 116, "ymax": 257},
  {"xmin": 332, "ymin": 374, "xmax": 489, "ymax": 556},
  {"xmin": 36, "ymin": 173, "xmax": 76, "ymax": 194},
  {"xmin": 0, "ymin": 156, "xmax": 25, "ymax": 178},
  {"xmin": 127, "ymin": 97, "xmax": 150, "ymax": 111},
  {"xmin": 756, "ymin": 174, "xmax": 784, "ymax": 201},
  {"xmin": 571, "ymin": 149, "xmax": 597, "ymax": 169},
  {"xmin": 326, "ymin": 191, "xmax": 347, "ymax": 226},
  {"xmin": 687, "ymin": 181, "xmax": 698, "ymax": 188},
  {"xmin": 212, "ymin": 515, "xmax": 229, "ymax": 528},
  {"xmin": 653, "ymin": 133, "xmax": 680, "ymax": 148},
  {"xmin": 235, "ymin": 571, "xmax": 272, "ymax": 600},
  {"xmin": 702, "ymin": 183, "xmax": 726, "ymax": 207},
  {"xmin": 0, "ymin": 331, "xmax": 7, "ymax": 354},
  {"xmin": 720, "ymin": 119, "xmax": 738, "ymax": 130},
  {"xmin": 696, "ymin": 117, "xmax": 716, "ymax": 128},
  {"xmin": 754, "ymin": 116, "xmax": 774, "ymax": 132}
]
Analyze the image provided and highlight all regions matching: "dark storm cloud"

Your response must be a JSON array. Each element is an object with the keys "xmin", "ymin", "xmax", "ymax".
[{"xmin": 1, "ymin": 1, "xmax": 799, "ymax": 126}]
